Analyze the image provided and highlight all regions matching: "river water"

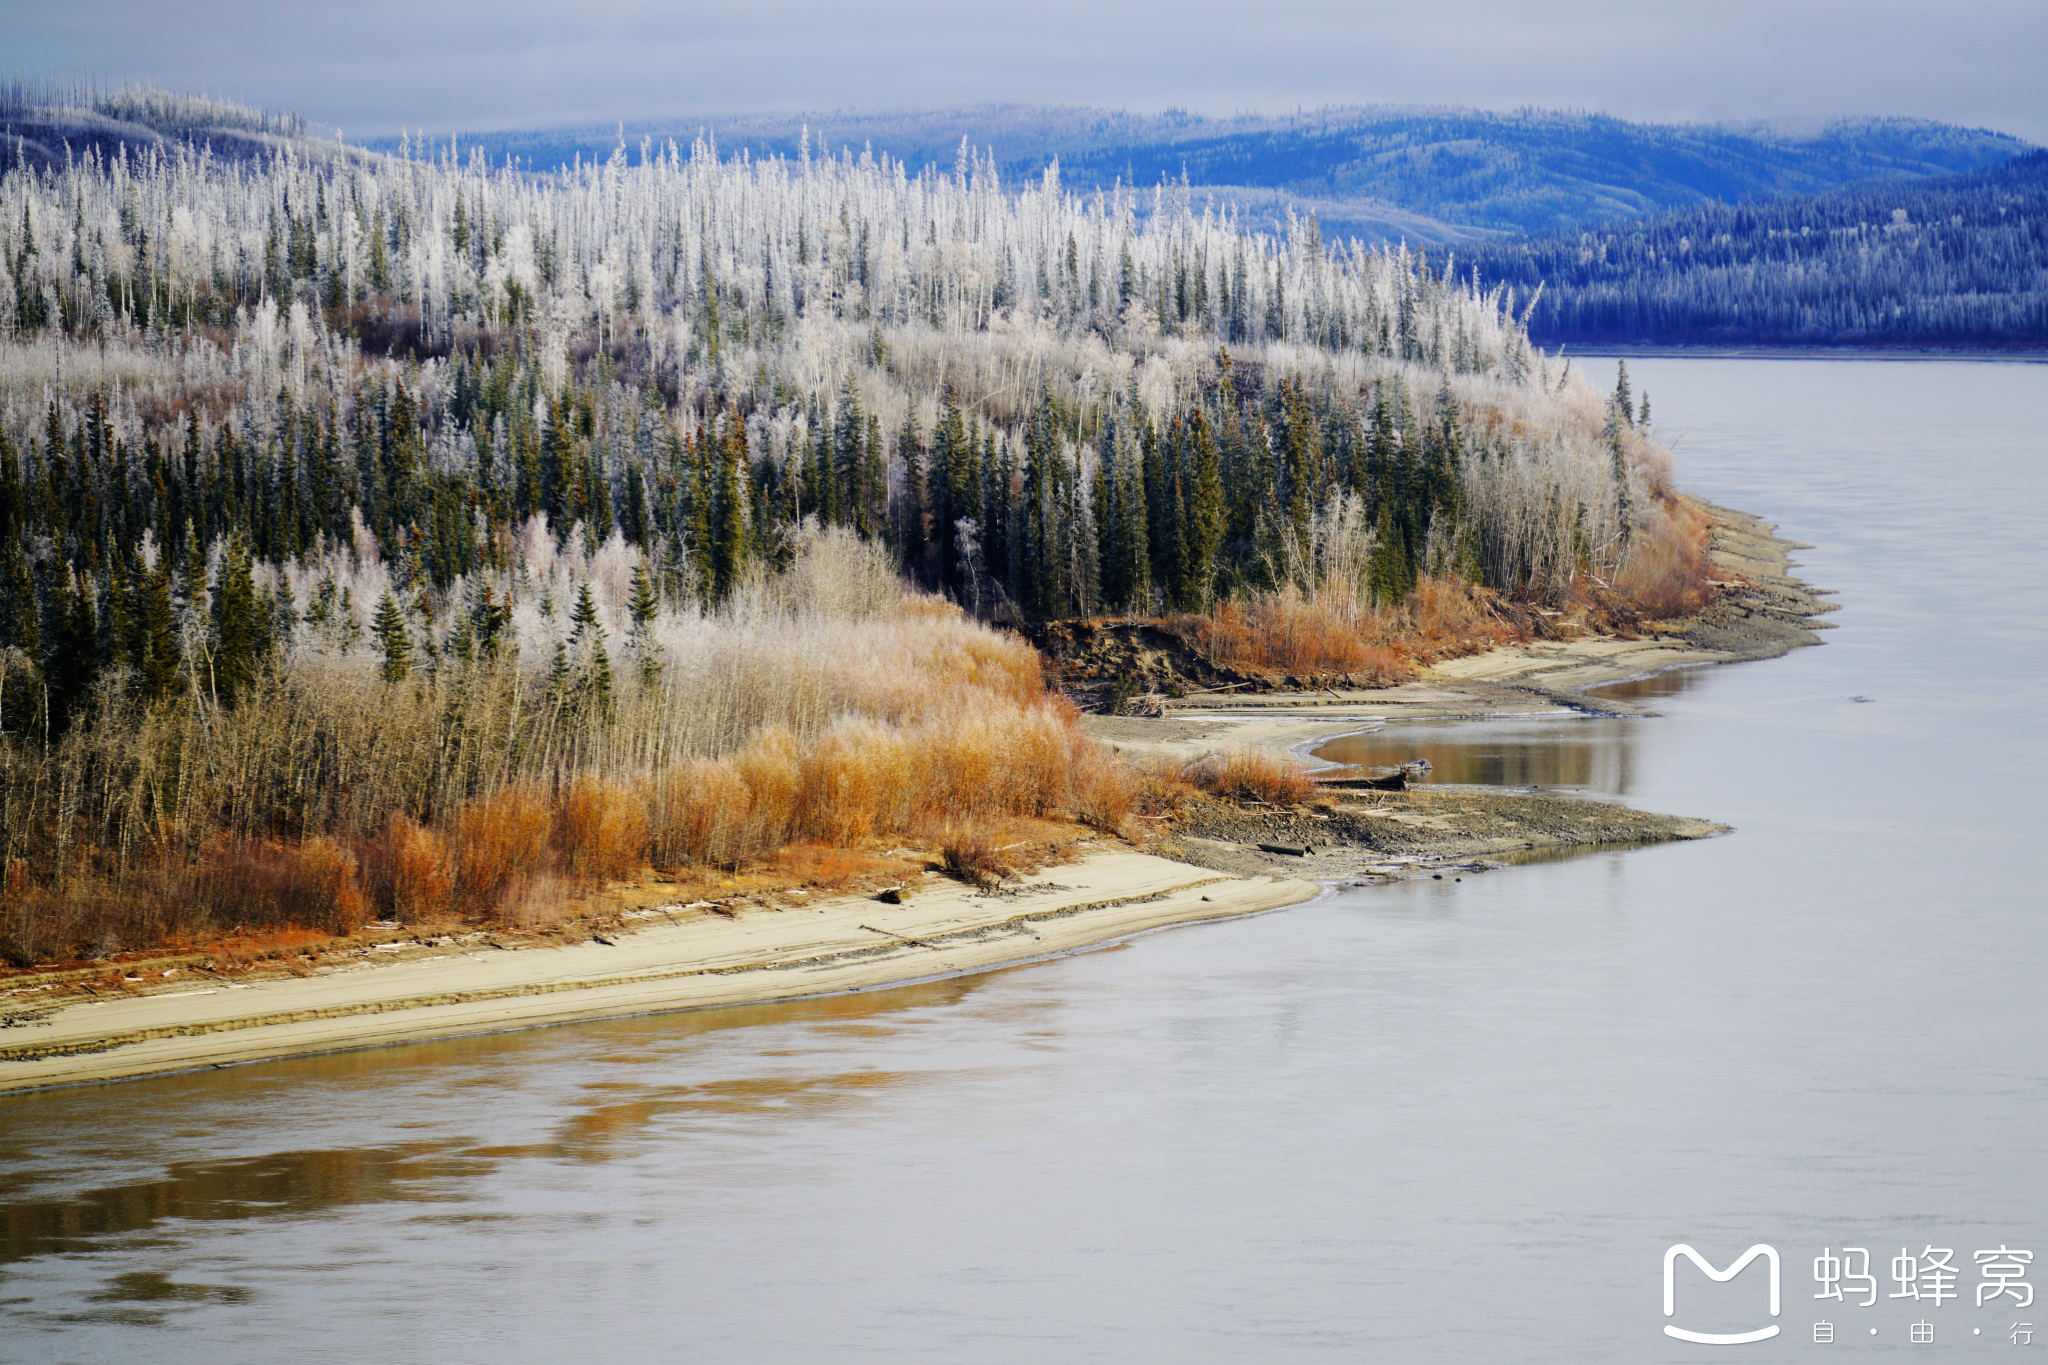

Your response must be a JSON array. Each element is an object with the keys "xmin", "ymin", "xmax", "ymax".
[{"xmin": 3, "ymin": 359, "xmax": 2045, "ymax": 1363}]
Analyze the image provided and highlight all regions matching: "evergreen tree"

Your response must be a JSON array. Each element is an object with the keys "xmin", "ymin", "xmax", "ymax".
[
  {"xmin": 42, "ymin": 569, "xmax": 99, "ymax": 738},
  {"xmin": 1613, "ymin": 360, "xmax": 1635, "ymax": 428},
  {"xmin": 568, "ymin": 581, "xmax": 613, "ymax": 712},
  {"xmin": 371, "ymin": 591, "xmax": 413, "ymax": 682},
  {"xmin": 931, "ymin": 387, "xmax": 973, "ymax": 591},
  {"xmin": 896, "ymin": 409, "xmax": 929, "ymax": 577},
  {"xmin": 210, "ymin": 536, "xmax": 263, "ymax": 705},
  {"xmin": 711, "ymin": 414, "xmax": 750, "ymax": 600},
  {"xmin": 133, "ymin": 561, "xmax": 180, "ymax": 702},
  {"xmin": 626, "ymin": 561, "xmax": 662, "ymax": 683},
  {"xmin": 1182, "ymin": 408, "xmax": 1225, "ymax": 608},
  {"xmin": 0, "ymin": 539, "xmax": 37, "ymax": 657}
]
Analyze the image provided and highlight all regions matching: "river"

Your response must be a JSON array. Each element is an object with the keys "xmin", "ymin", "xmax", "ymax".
[{"xmin": 3, "ymin": 358, "xmax": 2045, "ymax": 1362}]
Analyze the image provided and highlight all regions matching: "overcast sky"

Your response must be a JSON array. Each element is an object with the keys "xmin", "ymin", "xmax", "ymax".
[{"xmin": 11, "ymin": 0, "xmax": 2047, "ymax": 145}]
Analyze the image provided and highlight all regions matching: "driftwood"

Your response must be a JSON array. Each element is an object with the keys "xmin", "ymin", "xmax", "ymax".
[
  {"xmin": 1316, "ymin": 769, "xmax": 1408, "ymax": 792},
  {"xmin": 1257, "ymin": 843, "xmax": 1317, "ymax": 857}
]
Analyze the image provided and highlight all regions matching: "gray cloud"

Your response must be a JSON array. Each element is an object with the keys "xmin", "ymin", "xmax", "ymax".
[{"xmin": 11, "ymin": 0, "xmax": 2046, "ymax": 143}]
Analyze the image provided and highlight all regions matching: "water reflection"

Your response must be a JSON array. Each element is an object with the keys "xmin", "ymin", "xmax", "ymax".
[
  {"xmin": 0, "ymin": 1144, "xmax": 481, "ymax": 1267},
  {"xmin": 1312, "ymin": 717, "xmax": 1643, "ymax": 795},
  {"xmin": 481, "ymin": 1070, "xmax": 915, "ymax": 1163},
  {"xmin": 90, "ymin": 1271, "xmax": 251, "ymax": 1305},
  {"xmin": 0, "ymin": 973, "xmax": 989, "ymax": 1277},
  {"xmin": 1585, "ymin": 666, "xmax": 1707, "ymax": 703}
]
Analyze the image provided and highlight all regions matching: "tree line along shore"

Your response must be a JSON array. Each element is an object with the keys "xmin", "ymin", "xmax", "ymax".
[{"xmin": 1, "ymin": 107, "xmax": 1718, "ymax": 967}]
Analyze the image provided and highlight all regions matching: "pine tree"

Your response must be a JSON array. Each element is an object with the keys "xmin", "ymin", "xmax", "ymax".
[
  {"xmin": 210, "ymin": 536, "xmax": 263, "ymax": 705},
  {"xmin": 371, "ymin": 591, "xmax": 412, "ymax": 682},
  {"xmin": 43, "ymin": 568, "xmax": 99, "ymax": 738},
  {"xmin": 627, "ymin": 563, "xmax": 659, "ymax": 637},
  {"xmin": 711, "ymin": 415, "xmax": 750, "ymax": 600},
  {"xmin": 932, "ymin": 387, "xmax": 972, "ymax": 591},
  {"xmin": 134, "ymin": 562, "xmax": 179, "ymax": 702},
  {"xmin": 626, "ymin": 561, "xmax": 662, "ymax": 683},
  {"xmin": 1613, "ymin": 360, "xmax": 1635, "ymax": 428},
  {"xmin": 1182, "ymin": 408, "xmax": 1225, "ymax": 608},
  {"xmin": 0, "ymin": 539, "xmax": 37, "ymax": 657},
  {"xmin": 568, "ymin": 582, "xmax": 613, "ymax": 712},
  {"xmin": 896, "ymin": 409, "xmax": 929, "ymax": 577}
]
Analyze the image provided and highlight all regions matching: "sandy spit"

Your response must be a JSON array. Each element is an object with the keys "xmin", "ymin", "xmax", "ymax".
[{"xmin": 0, "ymin": 853, "xmax": 1317, "ymax": 1094}]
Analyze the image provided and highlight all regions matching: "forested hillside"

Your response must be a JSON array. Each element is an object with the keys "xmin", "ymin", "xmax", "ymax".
[
  {"xmin": 0, "ymin": 91, "xmax": 1700, "ymax": 960},
  {"xmin": 0, "ymin": 80, "xmax": 318, "ymax": 172},
  {"xmin": 1461, "ymin": 152, "xmax": 2048, "ymax": 349},
  {"xmin": 412, "ymin": 106, "xmax": 2030, "ymax": 243}
]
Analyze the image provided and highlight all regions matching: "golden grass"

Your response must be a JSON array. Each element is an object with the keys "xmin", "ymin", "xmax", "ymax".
[
  {"xmin": 0, "ymin": 574, "xmax": 1139, "ymax": 960},
  {"xmin": 940, "ymin": 830, "xmax": 1009, "ymax": 889},
  {"xmin": 1182, "ymin": 746, "xmax": 1317, "ymax": 806}
]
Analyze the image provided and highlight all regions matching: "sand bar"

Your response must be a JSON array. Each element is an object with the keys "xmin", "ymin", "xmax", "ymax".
[{"xmin": 0, "ymin": 852, "xmax": 1317, "ymax": 1094}]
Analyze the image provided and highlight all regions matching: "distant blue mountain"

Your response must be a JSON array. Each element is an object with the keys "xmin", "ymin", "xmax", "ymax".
[
  {"xmin": 385, "ymin": 105, "xmax": 2033, "ymax": 244},
  {"xmin": 1460, "ymin": 151, "xmax": 2048, "ymax": 350}
]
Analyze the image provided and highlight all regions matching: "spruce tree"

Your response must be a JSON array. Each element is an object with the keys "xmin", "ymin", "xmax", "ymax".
[
  {"xmin": 627, "ymin": 561, "xmax": 662, "ymax": 684},
  {"xmin": 371, "ymin": 591, "xmax": 413, "ymax": 682},
  {"xmin": 134, "ymin": 562, "xmax": 179, "ymax": 702},
  {"xmin": 931, "ymin": 388, "xmax": 972, "ymax": 590},
  {"xmin": 896, "ymin": 409, "xmax": 929, "ymax": 578},
  {"xmin": 1182, "ymin": 408, "xmax": 1225, "ymax": 608},
  {"xmin": 210, "ymin": 537, "xmax": 263, "ymax": 705},
  {"xmin": 711, "ymin": 416, "xmax": 750, "ymax": 601},
  {"xmin": 569, "ymin": 582, "xmax": 612, "ymax": 712},
  {"xmin": 43, "ymin": 569, "xmax": 99, "ymax": 738},
  {"xmin": 0, "ymin": 540, "xmax": 37, "ymax": 658}
]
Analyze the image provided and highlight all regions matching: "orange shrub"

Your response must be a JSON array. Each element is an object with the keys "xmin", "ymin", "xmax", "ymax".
[
  {"xmin": 294, "ymin": 836, "xmax": 369, "ymax": 934},
  {"xmin": 385, "ymin": 814, "xmax": 454, "ymax": 922},
  {"xmin": 1614, "ymin": 516, "xmax": 1713, "ymax": 619},
  {"xmin": 1183, "ymin": 745, "xmax": 1316, "ymax": 805},
  {"xmin": 1006, "ymin": 704, "xmax": 1075, "ymax": 817},
  {"xmin": 770, "ymin": 843, "xmax": 892, "ymax": 889},
  {"xmin": 456, "ymin": 786, "xmax": 553, "ymax": 910},
  {"xmin": 648, "ymin": 758, "xmax": 755, "ymax": 867},
  {"xmin": 940, "ymin": 829, "xmax": 1008, "ymax": 889},
  {"xmin": 1067, "ymin": 740, "xmax": 1137, "ymax": 835},
  {"xmin": 797, "ymin": 717, "xmax": 917, "ymax": 846},
  {"xmin": 1175, "ymin": 584, "xmax": 1417, "ymax": 680},
  {"xmin": 181, "ymin": 835, "xmax": 368, "ymax": 937},
  {"xmin": 736, "ymin": 727, "xmax": 801, "ymax": 852},
  {"xmin": 560, "ymin": 778, "xmax": 649, "ymax": 882},
  {"xmin": 918, "ymin": 711, "xmax": 1003, "ymax": 823}
]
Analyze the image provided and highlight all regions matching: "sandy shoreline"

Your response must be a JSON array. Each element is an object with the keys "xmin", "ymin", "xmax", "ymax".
[
  {"xmin": 1084, "ymin": 499, "xmax": 1833, "ymax": 759},
  {"xmin": 0, "ymin": 501, "xmax": 1827, "ymax": 1097},
  {"xmin": 0, "ymin": 852, "xmax": 1319, "ymax": 1094}
]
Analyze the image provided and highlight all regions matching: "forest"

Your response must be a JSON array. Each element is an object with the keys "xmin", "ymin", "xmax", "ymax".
[
  {"xmin": 410, "ymin": 105, "xmax": 2030, "ymax": 244},
  {"xmin": 1461, "ymin": 151, "xmax": 2048, "ymax": 349},
  {"xmin": 0, "ymin": 89, "xmax": 1704, "ymax": 963}
]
